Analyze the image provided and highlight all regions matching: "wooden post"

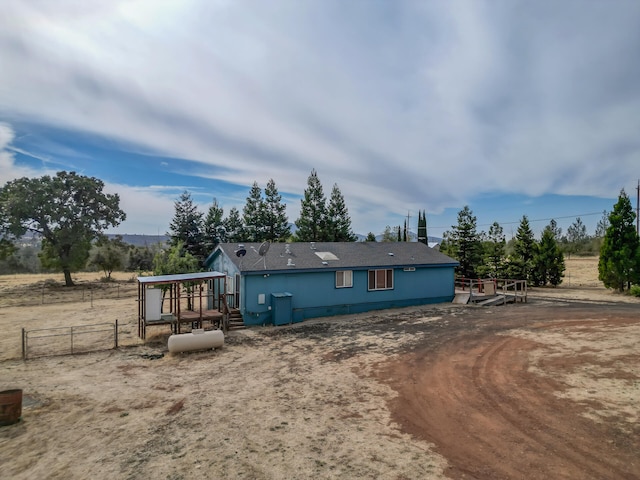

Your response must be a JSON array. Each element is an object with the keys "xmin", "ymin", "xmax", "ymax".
[
  {"xmin": 114, "ymin": 319, "xmax": 119, "ymax": 349},
  {"xmin": 22, "ymin": 328, "xmax": 26, "ymax": 360}
]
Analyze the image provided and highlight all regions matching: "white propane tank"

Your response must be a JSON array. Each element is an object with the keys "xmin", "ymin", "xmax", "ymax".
[{"xmin": 168, "ymin": 329, "xmax": 224, "ymax": 353}]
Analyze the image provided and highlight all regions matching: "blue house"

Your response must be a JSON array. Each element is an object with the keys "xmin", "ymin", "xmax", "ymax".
[{"xmin": 205, "ymin": 241, "xmax": 459, "ymax": 327}]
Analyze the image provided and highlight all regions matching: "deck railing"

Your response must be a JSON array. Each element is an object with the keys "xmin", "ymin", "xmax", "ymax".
[{"xmin": 456, "ymin": 277, "xmax": 527, "ymax": 303}]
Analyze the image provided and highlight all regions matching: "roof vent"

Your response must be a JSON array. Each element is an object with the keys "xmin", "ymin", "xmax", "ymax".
[
  {"xmin": 310, "ymin": 242, "xmax": 316, "ymax": 250},
  {"xmin": 287, "ymin": 258, "xmax": 295, "ymax": 267},
  {"xmin": 322, "ymin": 261, "xmax": 328, "ymax": 266},
  {"xmin": 388, "ymin": 252, "xmax": 394, "ymax": 256}
]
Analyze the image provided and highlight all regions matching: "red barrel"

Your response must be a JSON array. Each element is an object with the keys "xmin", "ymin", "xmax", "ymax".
[{"xmin": 0, "ymin": 389, "xmax": 23, "ymax": 426}]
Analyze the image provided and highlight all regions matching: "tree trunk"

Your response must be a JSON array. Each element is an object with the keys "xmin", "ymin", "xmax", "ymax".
[{"xmin": 63, "ymin": 269, "xmax": 74, "ymax": 287}]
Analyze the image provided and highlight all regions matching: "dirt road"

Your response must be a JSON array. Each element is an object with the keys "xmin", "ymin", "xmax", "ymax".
[{"xmin": 383, "ymin": 303, "xmax": 640, "ymax": 479}]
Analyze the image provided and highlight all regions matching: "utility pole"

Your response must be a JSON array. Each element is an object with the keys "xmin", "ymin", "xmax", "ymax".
[{"xmin": 406, "ymin": 211, "xmax": 411, "ymax": 241}]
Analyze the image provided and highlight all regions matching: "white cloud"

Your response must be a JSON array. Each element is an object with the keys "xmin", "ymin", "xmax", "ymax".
[
  {"xmin": 0, "ymin": 123, "xmax": 51, "ymax": 183},
  {"xmin": 1, "ymin": 1, "xmax": 639, "ymax": 234}
]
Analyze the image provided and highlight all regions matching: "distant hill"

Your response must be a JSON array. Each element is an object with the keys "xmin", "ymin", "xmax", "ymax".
[{"xmin": 106, "ymin": 234, "xmax": 169, "ymax": 247}]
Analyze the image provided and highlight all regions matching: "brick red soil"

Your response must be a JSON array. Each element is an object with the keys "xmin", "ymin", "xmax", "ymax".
[{"xmin": 380, "ymin": 303, "xmax": 640, "ymax": 480}]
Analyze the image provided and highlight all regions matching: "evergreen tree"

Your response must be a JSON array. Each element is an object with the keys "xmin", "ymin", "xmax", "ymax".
[
  {"xmin": 417, "ymin": 210, "xmax": 428, "ymax": 245},
  {"xmin": 326, "ymin": 183, "xmax": 356, "ymax": 241},
  {"xmin": 168, "ymin": 191, "xmax": 205, "ymax": 262},
  {"xmin": 533, "ymin": 222, "xmax": 565, "ymax": 286},
  {"xmin": 263, "ymin": 179, "xmax": 290, "ymax": 242},
  {"xmin": 243, "ymin": 182, "xmax": 265, "ymax": 242},
  {"xmin": 397, "ymin": 225, "xmax": 402, "ymax": 242},
  {"xmin": 365, "ymin": 232, "xmax": 377, "ymax": 242},
  {"xmin": 478, "ymin": 221, "xmax": 506, "ymax": 278},
  {"xmin": 403, "ymin": 220, "xmax": 408, "ymax": 242},
  {"xmin": 595, "ymin": 210, "xmax": 610, "ymax": 237},
  {"xmin": 203, "ymin": 198, "xmax": 225, "ymax": 254},
  {"xmin": 566, "ymin": 217, "xmax": 588, "ymax": 257},
  {"xmin": 295, "ymin": 169, "xmax": 328, "ymax": 241},
  {"xmin": 508, "ymin": 215, "xmax": 537, "ymax": 281},
  {"xmin": 598, "ymin": 190, "xmax": 640, "ymax": 292},
  {"xmin": 439, "ymin": 231, "xmax": 455, "ymax": 258},
  {"xmin": 448, "ymin": 206, "xmax": 483, "ymax": 278},
  {"xmin": 224, "ymin": 207, "xmax": 244, "ymax": 243}
]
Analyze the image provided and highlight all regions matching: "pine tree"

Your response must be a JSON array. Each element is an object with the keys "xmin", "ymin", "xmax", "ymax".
[
  {"xmin": 595, "ymin": 210, "xmax": 610, "ymax": 237},
  {"xmin": 263, "ymin": 179, "xmax": 290, "ymax": 242},
  {"xmin": 243, "ymin": 182, "xmax": 265, "ymax": 242},
  {"xmin": 598, "ymin": 189, "xmax": 640, "ymax": 292},
  {"xmin": 203, "ymin": 198, "xmax": 225, "ymax": 254},
  {"xmin": 533, "ymin": 222, "xmax": 565, "ymax": 286},
  {"xmin": 326, "ymin": 183, "xmax": 356, "ymax": 241},
  {"xmin": 403, "ymin": 220, "xmax": 408, "ymax": 242},
  {"xmin": 168, "ymin": 191, "xmax": 205, "ymax": 262},
  {"xmin": 224, "ymin": 207, "xmax": 244, "ymax": 243},
  {"xmin": 417, "ymin": 210, "xmax": 428, "ymax": 245},
  {"xmin": 566, "ymin": 217, "xmax": 588, "ymax": 256},
  {"xmin": 365, "ymin": 232, "xmax": 377, "ymax": 242},
  {"xmin": 479, "ymin": 221, "xmax": 506, "ymax": 278},
  {"xmin": 295, "ymin": 169, "xmax": 328, "ymax": 242},
  {"xmin": 508, "ymin": 215, "xmax": 537, "ymax": 281},
  {"xmin": 448, "ymin": 206, "xmax": 483, "ymax": 278}
]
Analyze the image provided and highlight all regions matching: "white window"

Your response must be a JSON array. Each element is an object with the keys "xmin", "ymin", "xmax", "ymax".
[
  {"xmin": 336, "ymin": 270, "xmax": 353, "ymax": 288},
  {"xmin": 368, "ymin": 269, "xmax": 394, "ymax": 290}
]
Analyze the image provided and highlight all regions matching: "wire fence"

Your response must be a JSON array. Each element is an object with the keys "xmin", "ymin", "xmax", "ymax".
[
  {"xmin": 21, "ymin": 320, "xmax": 142, "ymax": 360},
  {"xmin": 1, "ymin": 281, "xmax": 139, "ymax": 308}
]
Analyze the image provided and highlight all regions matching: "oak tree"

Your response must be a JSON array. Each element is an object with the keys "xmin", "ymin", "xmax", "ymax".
[{"xmin": 0, "ymin": 171, "xmax": 126, "ymax": 286}]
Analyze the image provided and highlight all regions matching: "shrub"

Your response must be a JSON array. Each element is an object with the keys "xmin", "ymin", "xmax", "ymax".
[{"xmin": 630, "ymin": 285, "xmax": 640, "ymax": 297}]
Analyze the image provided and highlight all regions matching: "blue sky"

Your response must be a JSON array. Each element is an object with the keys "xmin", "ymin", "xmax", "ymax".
[{"xmin": 1, "ymin": 1, "xmax": 639, "ymax": 240}]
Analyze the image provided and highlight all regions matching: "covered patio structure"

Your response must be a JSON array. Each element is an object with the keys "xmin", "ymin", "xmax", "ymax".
[{"xmin": 137, "ymin": 271, "xmax": 228, "ymax": 339}]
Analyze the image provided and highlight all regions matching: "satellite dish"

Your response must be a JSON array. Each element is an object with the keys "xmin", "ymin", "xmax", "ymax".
[
  {"xmin": 251, "ymin": 242, "xmax": 271, "ymax": 269},
  {"xmin": 235, "ymin": 244, "xmax": 247, "ymax": 257},
  {"xmin": 258, "ymin": 241, "xmax": 270, "ymax": 256}
]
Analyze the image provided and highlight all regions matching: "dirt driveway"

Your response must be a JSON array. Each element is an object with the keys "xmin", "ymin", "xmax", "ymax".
[
  {"xmin": 383, "ymin": 301, "xmax": 640, "ymax": 479},
  {"xmin": 1, "ymin": 296, "xmax": 638, "ymax": 479}
]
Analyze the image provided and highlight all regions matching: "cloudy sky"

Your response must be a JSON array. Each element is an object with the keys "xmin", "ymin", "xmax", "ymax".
[{"xmin": 1, "ymin": 1, "xmax": 639, "ymax": 239}]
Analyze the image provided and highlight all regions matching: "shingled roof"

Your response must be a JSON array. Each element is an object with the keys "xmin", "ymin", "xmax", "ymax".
[{"xmin": 210, "ymin": 242, "xmax": 458, "ymax": 274}]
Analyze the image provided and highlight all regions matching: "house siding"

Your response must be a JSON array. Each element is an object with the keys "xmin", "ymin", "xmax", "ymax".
[{"xmin": 240, "ymin": 266, "xmax": 454, "ymax": 326}]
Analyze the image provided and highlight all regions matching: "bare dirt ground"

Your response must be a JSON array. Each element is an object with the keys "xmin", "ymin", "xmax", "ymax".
[{"xmin": 1, "ymin": 258, "xmax": 639, "ymax": 479}]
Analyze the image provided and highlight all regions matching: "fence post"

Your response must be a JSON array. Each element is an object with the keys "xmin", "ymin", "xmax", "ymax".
[
  {"xmin": 114, "ymin": 319, "xmax": 118, "ymax": 349},
  {"xmin": 22, "ymin": 328, "xmax": 26, "ymax": 360},
  {"xmin": 70, "ymin": 326, "xmax": 74, "ymax": 355}
]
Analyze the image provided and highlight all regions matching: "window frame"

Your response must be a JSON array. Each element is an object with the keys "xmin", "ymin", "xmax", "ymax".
[
  {"xmin": 368, "ymin": 269, "xmax": 394, "ymax": 291},
  {"xmin": 335, "ymin": 270, "xmax": 353, "ymax": 288}
]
